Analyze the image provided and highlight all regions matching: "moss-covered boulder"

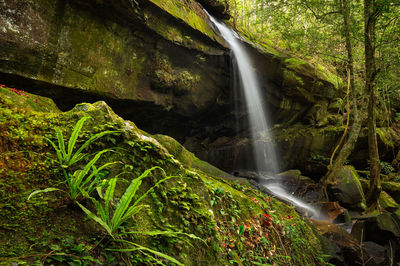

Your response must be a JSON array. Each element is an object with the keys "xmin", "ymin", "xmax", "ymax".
[
  {"xmin": 0, "ymin": 87, "xmax": 327, "ymax": 265},
  {"xmin": 328, "ymin": 166, "xmax": 366, "ymax": 211},
  {"xmin": 377, "ymin": 213, "xmax": 400, "ymax": 238},
  {"xmin": 378, "ymin": 191, "xmax": 399, "ymax": 212},
  {"xmin": 382, "ymin": 181, "xmax": 400, "ymax": 202},
  {"xmin": 352, "ymin": 212, "xmax": 400, "ymax": 245}
]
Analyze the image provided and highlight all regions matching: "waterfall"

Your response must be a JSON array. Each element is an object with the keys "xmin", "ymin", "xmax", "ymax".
[
  {"xmin": 207, "ymin": 15, "xmax": 320, "ymax": 218},
  {"xmin": 210, "ymin": 20, "xmax": 279, "ymax": 174}
]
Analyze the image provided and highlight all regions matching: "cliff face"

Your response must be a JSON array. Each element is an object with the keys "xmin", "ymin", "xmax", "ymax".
[
  {"xmin": 0, "ymin": 0, "xmax": 228, "ymax": 114},
  {"xmin": 0, "ymin": 0, "xmax": 346, "ymax": 173}
]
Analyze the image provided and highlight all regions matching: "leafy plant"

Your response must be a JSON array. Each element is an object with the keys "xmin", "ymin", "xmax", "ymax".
[
  {"xmin": 28, "ymin": 116, "xmax": 119, "ymax": 200},
  {"xmin": 380, "ymin": 161, "xmax": 395, "ymax": 175},
  {"xmin": 47, "ymin": 116, "xmax": 118, "ymax": 170},
  {"xmin": 110, "ymin": 239, "xmax": 184, "ymax": 266},
  {"xmin": 77, "ymin": 166, "xmax": 192, "ymax": 265},
  {"xmin": 77, "ymin": 166, "xmax": 174, "ymax": 237}
]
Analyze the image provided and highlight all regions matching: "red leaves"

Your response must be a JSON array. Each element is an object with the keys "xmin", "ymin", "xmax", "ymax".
[
  {"xmin": 1, "ymin": 84, "xmax": 30, "ymax": 97},
  {"xmin": 10, "ymin": 87, "xmax": 29, "ymax": 97},
  {"xmin": 250, "ymin": 197, "xmax": 259, "ymax": 203},
  {"xmin": 263, "ymin": 213, "xmax": 272, "ymax": 227}
]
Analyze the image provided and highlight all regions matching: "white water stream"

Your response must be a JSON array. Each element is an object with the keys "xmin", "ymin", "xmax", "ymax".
[{"xmin": 208, "ymin": 15, "xmax": 320, "ymax": 218}]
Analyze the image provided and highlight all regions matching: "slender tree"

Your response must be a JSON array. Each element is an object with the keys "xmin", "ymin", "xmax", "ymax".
[
  {"xmin": 364, "ymin": 0, "xmax": 381, "ymax": 206},
  {"xmin": 322, "ymin": 0, "xmax": 366, "ymax": 190}
]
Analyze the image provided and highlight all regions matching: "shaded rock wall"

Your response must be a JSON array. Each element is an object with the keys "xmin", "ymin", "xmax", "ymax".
[
  {"xmin": 0, "ymin": 0, "xmax": 357, "ymax": 175},
  {"xmin": 0, "ymin": 0, "xmax": 230, "ymax": 114}
]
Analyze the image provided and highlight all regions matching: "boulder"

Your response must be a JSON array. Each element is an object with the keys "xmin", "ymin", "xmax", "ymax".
[
  {"xmin": 316, "ymin": 201, "xmax": 347, "ymax": 223},
  {"xmin": 328, "ymin": 166, "xmax": 366, "ymax": 211},
  {"xmin": 377, "ymin": 213, "xmax": 400, "ymax": 238},
  {"xmin": 278, "ymin": 169, "xmax": 314, "ymax": 187},
  {"xmin": 352, "ymin": 213, "xmax": 400, "ymax": 244},
  {"xmin": 382, "ymin": 181, "xmax": 400, "ymax": 202},
  {"xmin": 362, "ymin": 242, "xmax": 386, "ymax": 266},
  {"xmin": 311, "ymin": 219, "xmax": 374, "ymax": 265},
  {"xmin": 378, "ymin": 191, "xmax": 399, "ymax": 212}
]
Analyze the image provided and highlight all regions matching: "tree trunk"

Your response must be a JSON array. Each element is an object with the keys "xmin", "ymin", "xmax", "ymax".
[
  {"xmin": 321, "ymin": 0, "xmax": 365, "ymax": 189},
  {"xmin": 364, "ymin": 0, "xmax": 381, "ymax": 206}
]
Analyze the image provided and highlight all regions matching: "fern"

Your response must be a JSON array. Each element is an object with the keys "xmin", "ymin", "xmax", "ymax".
[
  {"xmin": 28, "ymin": 116, "xmax": 119, "ymax": 200},
  {"xmin": 77, "ymin": 166, "xmax": 174, "ymax": 236}
]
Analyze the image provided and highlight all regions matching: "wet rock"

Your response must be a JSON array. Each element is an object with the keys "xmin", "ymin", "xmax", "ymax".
[
  {"xmin": 377, "ymin": 213, "xmax": 400, "ymax": 238},
  {"xmin": 0, "ymin": 0, "xmax": 229, "ymax": 119},
  {"xmin": 316, "ymin": 201, "xmax": 347, "ymax": 223},
  {"xmin": 278, "ymin": 169, "xmax": 314, "ymax": 189},
  {"xmin": 362, "ymin": 241, "xmax": 386, "ymax": 266},
  {"xmin": 328, "ymin": 166, "xmax": 366, "ymax": 211},
  {"xmin": 351, "ymin": 213, "xmax": 400, "ymax": 264},
  {"xmin": 311, "ymin": 219, "xmax": 373, "ymax": 266},
  {"xmin": 352, "ymin": 213, "xmax": 400, "ymax": 244}
]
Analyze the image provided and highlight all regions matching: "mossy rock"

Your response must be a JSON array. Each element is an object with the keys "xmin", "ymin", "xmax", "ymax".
[
  {"xmin": 328, "ymin": 166, "xmax": 366, "ymax": 211},
  {"xmin": 153, "ymin": 134, "xmax": 231, "ymax": 178},
  {"xmin": 378, "ymin": 191, "xmax": 399, "ymax": 211},
  {"xmin": 376, "ymin": 213, "xmax": 400, "ymax": 237},
  {"xmin": 172, "ymin": 70, "xmax": 199, "ymax": 96},
  {"xmin": 0, "ymin": 89, "xmax": 326, "ymax": 265},
  {"xmin": 196, "ymin": 0, "xmax": 230, "ymax": 19},
  {"xmin": 0, "ymin": 86, "xmax": 60, "ymax": 113},
  {"xmin": 382, "ymin": 181, "xmax": 400, "ymax": 202},
  {"xmin": 147, "ymin": 0, "xmax": 224, "ymax": 45}
]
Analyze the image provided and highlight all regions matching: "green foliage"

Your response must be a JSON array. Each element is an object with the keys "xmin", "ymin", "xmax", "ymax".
[
  {"xmin": 47, "ymin": 116, "xmax": 118, "ymax": 169},
  {"xmin": 366, "ymin": 160, "xmax": 395, "ymax": 175},
  {"xmin": 77, "ymin": 166, "xmax": 175, "ymax": 237},
  {"xmin": 110, "ymin": 239, "xmax": 184, "ymax": 266},
  {"xmin": 28, "ymin": 117, "xmax": 118, "ymax": 200},
  {"xmin": 77, "ymin": 166, "xmax": 191, "ymax": 265},
  {"xmin": 43, "ymin": 236, "xmax": 101, "ymax": 265},
  {"xmin": 380, "ymin": 161, "xmax": 395, "ymax": 175}
]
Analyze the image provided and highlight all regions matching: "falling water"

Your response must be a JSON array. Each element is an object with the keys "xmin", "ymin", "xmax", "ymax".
[{"xmin": 208, "ymin": 15, "xmax": 320, "ymax": 218}]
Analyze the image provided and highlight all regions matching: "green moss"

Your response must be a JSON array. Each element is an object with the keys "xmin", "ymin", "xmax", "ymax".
[
  {"xmin": 153, "ymin": 134, "xmax": 231, "ymax": 178},
  {"xmin": 0, "ymin": 87, "xmax": 60, "ymax": 113},
  {"xmin": 148, "ymin": 0, "xmax": 221, "ymax": 43},
  {"xmin": 378, "ymin": 191, "xmax": 399, "ymax": 211},
  {"xmin": 316, "ymin": 64, "xmax": 344, "ymax": 89},
  {"xmin": 233, "ymin": 26, "xmax": 281, "ymax": 57},
  {"xmin": 376, "ymin": 127, "xmax": 395, "ymax": 147},
  {"xmin": 0, "ymin": 87, "xmax": 326, "ymax": 265},
  {"xmin": 173, "ymin": 70, "xmax": 200, "ymax": 96},
  {"xmin": 285, "ymin": 57, "xmax": 307, "ymax": 70},
  {"xmin": 283, "ymin": 69, "xmax": 305, "ymax": 87}
]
